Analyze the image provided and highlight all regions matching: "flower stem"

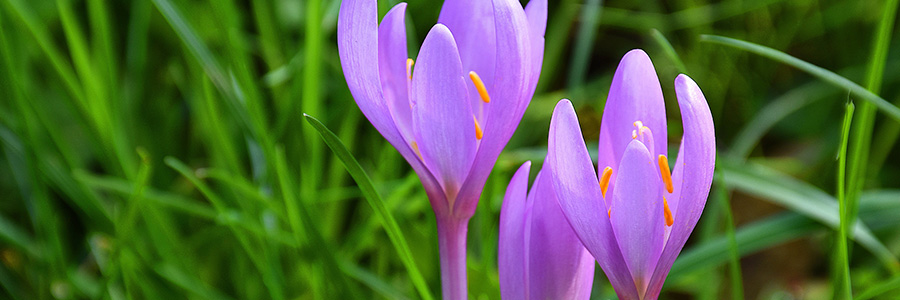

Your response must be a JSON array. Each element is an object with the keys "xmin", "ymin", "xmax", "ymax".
[{"xmin": 437, "ymin": 217, "xmax": 469, "ymax": 300}]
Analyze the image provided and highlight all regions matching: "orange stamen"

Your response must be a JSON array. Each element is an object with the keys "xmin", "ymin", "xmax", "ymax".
[
  {"xmin": 658, "ymin": 155, "xmax": 673, "ymax": 193},
  {"xmin": 599, "ymin": 167, "xmax": 613, "ymax": 198},
  {"xmin": 411, "ymin": 141, "xmax": 423, "ymax": 160},
  {"xmin": 663, "ymin": 197, "xmax": 674, "ymax": 226},
  {"xmin": 473, "ymin": 117, "xmax": 484, "ymax": 140},
  {"xmin": 406, "ymin": 59, "xmax": 414, "ymax": 79},
  {"xmin": 469, "ymin": 71, "xmax": 491, "ymax": 103}
]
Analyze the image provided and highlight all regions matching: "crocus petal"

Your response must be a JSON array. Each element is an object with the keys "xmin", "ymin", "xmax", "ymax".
[
  {"xmin": 521, "ymin": 0, "xmax": 546, "ymax": 117},
  {"xmin": 609, "ymin": 140, "xmax": 665, "ymax": 296},
  {"xmin": 528, "ymin": 168, "xmax": 595, "ymax": 300},
  {"xmin": 597, "ymin": 49, "xmax": 667, "ymax": 206},
  {"xmin": 499, "ymin": 161, "xmax": 532, "ymax": 300},
  {"xmin": 645, "ymin": 74, "xmax": 716, "ymax": 299},
  {"xmin": 548, "ymin": 99, "xmax": 639, "ymax": 299},
  {"xmin": 453, "ymin": 0, "xmax": 532, "ymax": 217},
  {"xmin": 411, "ymin": 24, "xmax": 476, "ymax": 201},
  {"xmin": 378, "ymin": 3, "xmax": 413, "ymax": 143},
  {"xmin": 337, "ymin": 0, "xmax": 443, "ymax": 204},
  {"xmin": 438, "ymin": 0, "xmax": 496, "ymax": 115}
]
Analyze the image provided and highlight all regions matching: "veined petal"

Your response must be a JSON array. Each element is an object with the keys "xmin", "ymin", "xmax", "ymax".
[
  {"xmin": 411, "ymin": 24, "xmax": 476, "ymax": 202},
  {"xmin": 645, "ymin": 74, "xmax": 716, "ymax": 299},
  {"xmin": 548, "ymin": 100, "xmax": 639, "ymax": 300},
  {"xmin": 597, "ymin": 49, "xmax": 667, "ymax": 206},
  {"xmin": 452, "ymin": 0, "xmax": 532, "ymax": 217},
  {"xmin": 378, "ymin": 3, "xmax": 413, "ymax": 143},
  {"xmin": 524, "ymin": 0, "xmax": 547, "ymax": 37},
  {"xmin": 522, "ymin": 0, "xmax": 546, "ymax": 118},
  {"xmin": 338, "ymin": 0, "xmax": 443, "ymax": 205},
  {"xmin": 499, "ymin": 162, "xmax": 532, "ymax": 300},
  {"xmin": 438, "ymin": 0, "xmax": 496, "ymax": 116},
  {"xmin": 609, "ymin": 140, "xmax": 665, "ymax": 296},
  {"xmin": 528, "ymin": 168, "xmax": 595, "ymax": 300}
]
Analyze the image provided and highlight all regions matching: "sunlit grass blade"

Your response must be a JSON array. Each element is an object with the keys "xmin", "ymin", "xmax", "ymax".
[
  {"xmin": 835, "ymin": 101, "xmax": 854, "ymax": 299},
  {"xmin": 649, "ymin": 28, "xmax": 688, "ymax": 74},
  {"xmin": 670, "ymin": 212, "xmax": 818, "ymax": 281},
  {"xmin": 856, "ymin": 274, "xmax": 900, "ymax": 300},
  {"xmin": 719, "ymin": 159, "xmax": 900, "ymax": 272},
  {"xmin": 304, "ymin": 114, "xmax": 434, "ymax": 300},
  {"xmin": 699, "ymin": 34, "xmax": 900, "ymax": 122}
]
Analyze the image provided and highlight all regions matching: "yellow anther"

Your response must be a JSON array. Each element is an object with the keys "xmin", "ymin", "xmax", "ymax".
[
  {"xmin": 663, "ymin": 197, "xmax": 674, "ymax": 226},
  {"xmin": 473, "ymin": 116, "xmax": 484, "ymax": 140},
  {"xmin": 411, "ymin": 141, "xmax": 423, "ymax": 160},
  {"xmin": 658, "ymin": 155, "xmax": 673, "ymax": 193},
  {"xmin": 632, "ymin": 130, "xmax": 638, "ymax": 139},
  {"xmin": 469, "ymin": 71, "xmax": 491, "ymax": 103},
  {"xmin": 599, "ymin": 166, "xmax": 613, "ymax": 198},
  {"xmin": 607, "ymin": 208, "xmax": 611, "ymax": 218},
  {"xmin": 633, "ymin": 120, "xmax": 643, "ymax": 128},
  {"xmin": 406, "ymin": 59, "xmax": 414, "ymax": 79}
]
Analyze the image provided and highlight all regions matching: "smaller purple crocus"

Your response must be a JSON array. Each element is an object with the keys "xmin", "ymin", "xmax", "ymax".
[
  {"xmin": 499, "ymin": 161, "xmax": 595, "ymax": 300},
  {"xmin": 338, "ymin": 0, "xmax": 546, "ymax": 298},
  {"xmin": 548, "ymin": 50, "xmax": 716, "ymax": 300}
]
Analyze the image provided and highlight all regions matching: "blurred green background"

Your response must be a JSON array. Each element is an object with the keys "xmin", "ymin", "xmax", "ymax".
[{"xmin": 1, "ymin": 0, "xmax": 900, "ymax": 299}]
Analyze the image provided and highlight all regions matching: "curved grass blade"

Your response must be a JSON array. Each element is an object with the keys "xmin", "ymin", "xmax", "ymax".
[
  {"xmin": 669, "ymin": 212, "xmax": 817, "ymax": 281},
  {"xmin": 649, "ymin": 28, "xmax": 688, "ymax": 74},
  {"xmin": 835, "ymin": 102, "xmax": 854, "ymax": 299},
  {"xmin": 700, "ymin": 35, "xmax": 900, "ymax": 122},
  {"xmin": 304, "ymin": 114, "xmax": 434, "ymax": 300},
  {"xmin": 719, "ymin": 159, "xmax": 900, "ymax": 272},
  {"xmin": 856, "ymin": 274, "xmax": 900, "ymax": 300}
]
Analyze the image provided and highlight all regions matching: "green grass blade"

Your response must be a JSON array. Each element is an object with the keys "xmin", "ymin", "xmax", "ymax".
[
  {"xmin": 699, "ymin": 35, "xmax": 900, "ymax": 122},
  {"xmin": 566, "ymin": 0, "xmax": 602, "ymax": 91},
  {"xmin": 304, "ymin": 114, "xmax": 434, "ymax": 300},
  {"xmin": 649, "ymin": 28, "xmax": 688, "ymax": 74},
  {"xmin": 670, "ymin": 212, "xmax": 817, "ymax": 281},
  {"xmin": 835, "ymin": 101, "xmax": 854, "ymax": 299},
  {"xmin": 719, "ymin": 159, "xmax": 900, "ymax": 272},
  {"xmin": 713, "ymin": 170, "xmax": 744, "ymax": 300},
  {"xmin": 856, "ymin": 274, "xmax": 900, "ymax": 300},
  {"xmin": 844, "ymin": 0, "xmax": 898, "ymax": 260}
]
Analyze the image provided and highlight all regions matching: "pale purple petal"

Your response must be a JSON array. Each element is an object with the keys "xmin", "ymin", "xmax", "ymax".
[
  {"xmin": 411, "ymin": 24, "xmax": 476, "ymax": 200},
  {"xmin": 547, "ymin": 99, "xmax": 639, "ymax": 299},
  {"xmin": 337, "ymin": 0, "xmax": 443, "ymax": 204},
  {"xmin": 378, "ymin": 3, "xmax": 413, "ymax": 143},
  {"xmin": 521, "ymin": 0, "xmax": 546, "ymax": 118},
  {"xmin": 499, "ymin": 161, "xmax": 532, "ymax": 300},
  {"xmin": 609, "ymin": 140, "xmax": 665, "ymax": 296},
  {"xmin": 528, "ymin": 168, "xmax": 595, "ymax": 300},
  {"xmin": 645, "ymin": 74, "xmax": 716, "ymax": 299},
  {"xmin": 438, "ymin": 0, "xmax": 496, "ymax": 117},
  {"xmin": 453, "ymin": 0, "xmax": 532, "ymax": 217},
  {"xmin": 597, "ymin": 49, "xmax": 667, "ymax": 208},
  {"xmin": 524, "ymin": 0, "xmax": 547, "ymax": 37}
]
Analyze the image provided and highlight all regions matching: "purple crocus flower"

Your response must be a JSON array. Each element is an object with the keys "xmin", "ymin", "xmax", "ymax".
[
  {"xmin": 547, "ymin": 50, "xmax": 716, "ymax": 300},
  {"xmin": 337, "ymin": 0, "xmax": 546, "ymax": 298},
  {"xmin": 499, "ymin": 161, "xmax": 595, "ymax": 300}
]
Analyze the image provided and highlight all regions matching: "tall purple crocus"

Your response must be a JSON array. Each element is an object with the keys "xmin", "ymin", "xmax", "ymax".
[
  {"xmin": 547, "ymin": 50, "xmax": 716, "ymax": 300},
  {"xmin": 337, "ymin": 0, "xmax": 546, "ymax": 298},
  {"xmin": 499, "ymin": 161, "xmax": 595, "ymax": 300}
]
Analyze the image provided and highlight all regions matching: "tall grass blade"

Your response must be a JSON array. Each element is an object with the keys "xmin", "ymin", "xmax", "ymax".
[
  {"xmin": 699, "ymin": 35, "xmax": 900, "ymax": 122},
  {"xmin": 835, "ymin": 101, "xmax": 854, "ymax": 299},
  {"xmin": 304, "ymin": 114, "xmax": 434, "ymax": 300},
  {"xmin": 720, "ymin": 159, "xmax": 899, "ymax": 272}
]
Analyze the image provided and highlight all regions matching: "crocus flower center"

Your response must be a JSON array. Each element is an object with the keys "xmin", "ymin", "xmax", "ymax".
[{"xmin": 602, "ymin": 120, "xmax": 676, "ymax": 227}]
